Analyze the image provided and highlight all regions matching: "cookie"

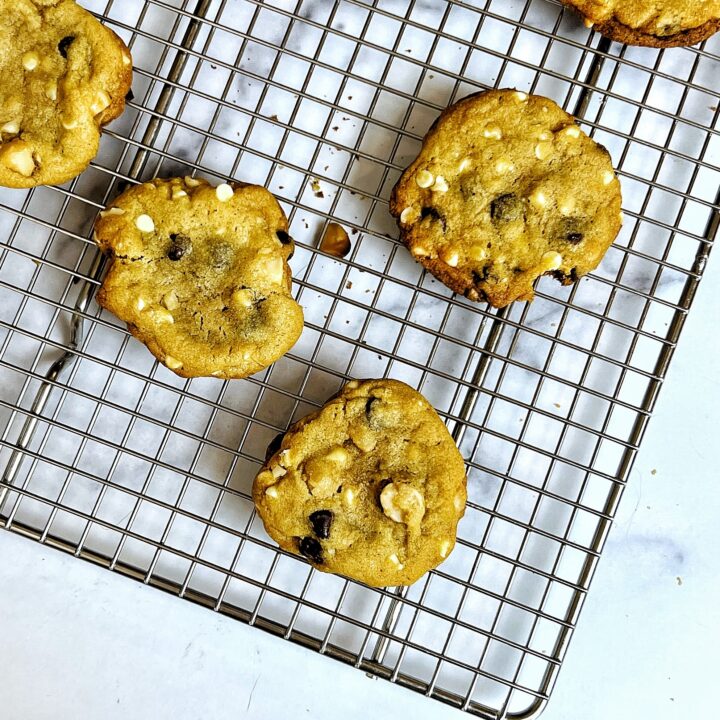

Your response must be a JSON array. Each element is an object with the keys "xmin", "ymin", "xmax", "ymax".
[
  {"xmin": 0, "ymin": 0, "xmax": 132, "ymax": 188},
  {"xmin": 94, "ymin": 177, "xmax": 304, "ymax": 379},
  {"xmin": 252, "ymin": 379, "xmax": 467, "ymax": 587},
  {"xmin": 390, "ymin": 90, "xmax": 622, "ymax": 308},
  {"xmin": 562, "ymin": 0, "xmax": 720, "ymax": 47}
]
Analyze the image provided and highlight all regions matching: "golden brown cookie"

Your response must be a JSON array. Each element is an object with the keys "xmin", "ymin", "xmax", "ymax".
[
  {"xmin": 0, "ymin": 0, "xmax": 132, "ymax": 188},
  {"xmin": 562, "ymin": 0, "xmax": 720, "ymax": 47},
  {"xmin": 94, "ymin": 177, "xmax": 304, "ymax": 379},
  {"xmin": 253, "ymin": 379, "xmax": 467, "ymax": 587},
  {"xmin": 390, "ymin": 90, "xmax": 623, "ymax": 308}
]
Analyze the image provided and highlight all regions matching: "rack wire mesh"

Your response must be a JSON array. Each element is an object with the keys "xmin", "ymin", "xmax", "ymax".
[{"xmin": 1, "ymin": 1, "xmax": 718, "ymax": 717}]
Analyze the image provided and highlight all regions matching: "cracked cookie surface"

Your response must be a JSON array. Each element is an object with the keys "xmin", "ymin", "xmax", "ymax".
[
  {"xmin": 252, "ymin": 379, "xmax": 467, "ymax": 587},
  {"xmin": 94, "ymin": 177, "xmax": 304, "ymax": 378},
  {"xmin": 561, "ymin": 0, "xmax": 720, "ymax": 47},
  {"xmin": 0, "ymin": 0, "xmax": 132, "ymax": 188},
  {"xmin": 390, "ymin": 89, "xmax": 623, "ymax": 308}
]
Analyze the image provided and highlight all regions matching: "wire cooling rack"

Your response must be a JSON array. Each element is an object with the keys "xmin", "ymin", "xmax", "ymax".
[{"xmin": 1, "ymin": 1, "xmax": 719, "ymax": 717}]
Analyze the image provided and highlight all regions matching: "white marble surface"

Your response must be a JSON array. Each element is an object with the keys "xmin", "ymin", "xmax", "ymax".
[
  {"xmin": 1, "ymin": 256, "xmax": 717, "ymax": 720},
  {"xmin": 1, "ymin": 2, "xmax": 719, "ymax": 718}
]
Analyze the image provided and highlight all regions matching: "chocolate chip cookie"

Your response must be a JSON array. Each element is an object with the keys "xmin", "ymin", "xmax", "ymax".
[
  {"xmin": 94, "ymin": 177, "xmax": 304, "ymax": 379},
  {"xmin": 253, "ymin": 379, "xmax": 467, "ymax": 587},
  {"xmin": 0, "ymin": 0, "xmax": 132, "ymax": 188},
  {"xmin": 389, "ymin": 89, "xmax": 623, "ymax": 308},
  {"xmin": 562, "ymin": 0, "xmax": 720, "ymax": 47}
]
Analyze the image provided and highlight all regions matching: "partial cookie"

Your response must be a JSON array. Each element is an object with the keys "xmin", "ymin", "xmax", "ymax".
[
  {"xmin": 253, "ymin": 379, "xmax": 467, "ymax": 587},
  {"xmin": 0, "ymin": 0, "xmax": 132, "ymax": 188},
  {"xmin": 94, "ymin": 177, "xmax": 304, "ymax": 379},
  {"xmin": 390, "ymin": 90, "xmax": 622, "ymax": 308},
  {"xmin": 562, "ymin": 0, "xmax": 720, "ymax": 47}
]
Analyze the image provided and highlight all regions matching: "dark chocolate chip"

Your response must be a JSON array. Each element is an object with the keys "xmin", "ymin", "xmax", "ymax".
[
  {"xmin": 125, "ymin": 88, "xmax": 135, "ymax": 102},
  {"xmin": 264, "ymin": 432, "xmax": 284, "ymax": 462},
  {"xmin": 421, "ymin": 206, "xmax": 446, "ymax": 230},
  {"xmin": 167, "ymin": 234, "xmax": 192, "ymax": 261},
  {"xmin": 490, "ymin": 193, "xmax": 523, "ymax": 222},
  {"xmin": 58, "ymin": 36, "xmax": 75, "ymax": 59},
  {"xmin": 309, "ymin": 510, "xmax": 333, "ymax": 540},
  {"xmin": 298, "ymin": 536, "xmax": 323, "ymax": 564},
  {"xmin": 276, "ymin": 230, "xmax": 292, "ymax": 245},
  {"xmin": 472, "ymin": 265, "xmax": 491, "ymax": 285},
  {"xmin": 566, "ymin": 232, "xmax": 583, "ymax": 244}
]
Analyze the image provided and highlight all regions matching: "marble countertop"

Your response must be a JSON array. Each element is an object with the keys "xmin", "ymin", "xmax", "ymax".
[{"xmin": 1, "ymin": 257, "xmax": 716, "ymax": 720}]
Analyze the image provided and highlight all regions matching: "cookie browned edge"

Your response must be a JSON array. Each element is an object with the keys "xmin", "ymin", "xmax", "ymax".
[
  {"xmin": 593, "ymin": 16, "xmax": 720, "ymax": 47},
  {"xmin": 560, "ymin": 2, "xmax": 720, "ymax": 48},
  {"xmin": 98, "ymin": 29, "xmax": 134, "ymax": 127}
]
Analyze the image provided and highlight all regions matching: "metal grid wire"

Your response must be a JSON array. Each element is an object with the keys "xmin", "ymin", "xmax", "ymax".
[{"xmin": 1, "ymin": 0, "xmax": 718, "ymax": 717}]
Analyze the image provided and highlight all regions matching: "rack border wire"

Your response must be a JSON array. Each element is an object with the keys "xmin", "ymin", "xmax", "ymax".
[{"xmin": 1, "ymin": 1, "xmax": 718, "ymax": 718}]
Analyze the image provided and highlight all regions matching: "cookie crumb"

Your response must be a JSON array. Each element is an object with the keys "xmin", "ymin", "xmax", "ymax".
[{"xmin": 320, "ymin": 223, "xmax": 351, "ymax": 258}]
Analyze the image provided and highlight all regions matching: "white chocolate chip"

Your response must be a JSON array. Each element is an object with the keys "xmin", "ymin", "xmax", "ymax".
[
  {"xmin": 216, "ymin": 183, "xmax": 234, "ymax": 202},
  {"xmin": 529, "ymin": 188, "xmax": 548, "ymax": 207},
  {"xmin": 454, "ymin": 493, "xmax": 466, "ymax": 512},
  {"xmin": 439, "ymin": 540, "xmax": 452, "ymax": 559},
  {"xmin": 346, "ymin": 380, "xmax": 360, "ymax": 389},
  {"xmin": 90, "ymin": 90, "xmax": 111, "ymax": 116},
  {"xmin": 431, "ymin": 175, "xmax": 449, "ymax": 193},
  {"xmin": 535, "ymin": 141, "xmax": 553, "ymax": 160},
  {"xmin": 380, "ymin": 483, "xmax": 425, "ymax": 528},
  {"xmin": 135, "ymin": 297, "xmax": 146, "ymax": 311},
  {"xmin": 122, "ymin": 51, "xmax": 132, "ymax": 66},
  {"xmin": 184, "ymin": 176, "xmax": 202, "ymax": 187},
  {"xmin": 265, "ymin": 486, "xmax": 279, "ymax": 499},
  {"xmin": 483, "ymin": 126, "xmax": 503, "ymax": 139},
  {"xmin": 562, "ymin": 125, "xmax": 581, "ymax": 139},
  {"xmin": 411, "ymin": 245, "xmax": 430, "ymax": 257},
  {"xmin": 514, "ymin": 91, "xmax": 528, "ymax": 102},
  {"xmin": 0, "ymin": 140, "xmax": 36, "ymax": 177},
  {"xmin": 61, "ymin": 116, "xmax": 78, "ymax": 130},
  {"xmin": 45, "ymin": 81, "xmax": 58, "ymax": 101},
  {"xmin": 172, "ymin": 189, "xmax": 188, "ymax": 199},
  {"xmin": 468, "ymin": 245, "xmax": 487, "ymax": 262},
  {"xmin": 458, "ymin": 158, "xmax": 472, "ymax": 172},
  {"xmin": 538, "ymin": 131, "xmax": 552, "ymax": 141},
  {"xmin": 495, "ymin": 159, "xmax": 513, "ymax": 174},
  {"xmin": 342, "ymin": 486, "xmax": 356, "ymax": 506},
  {"xmin": 541, "ymin": 251, "xmax": 562, "ymax": 271},
  {"xmin": 232, "ymin": 288, "xmax": 254, "ymax": 308},
  {"xmin": 619, "ymin": 211, "xmax": 624, "ymax": 223},
  {"xmin": 415, "ymin": 169, "xmax": 434, "ymax": 188},
  {"xmin": 603, "ymin": 170, "xmax": 615, "ymax": 185},
  {"xmin": 1, "ymin": 121, "xmax": 19, "ymax": 135},
  {"xmin": 22, "ymin": 52, "xmax": 39, "ymax": 71},
  {"xmin": 388, "ymin": 553, "xmax": 404, "ymax": 569},
  {"xmin": 400, "ymin": 207, "xmax": 417, "ymax": 224},
  {"xmin": 584, "ymin": 18, "xmax": 594, "ymax": 28},
  {"xmin": 266, "ymin": 256, "xmax": 284, "ymax": 285},
  {"xmin": 152, "ymin": 307, "xmax": 174, "ymax": 324},
  {"xmin": 325, "ymin": 447, "xmax": 350, "ymax": 465},
  {"xmin": 559, "ymin": 197, "xmax": 576, "ymax": 216},
  {"xmin": 100, "ymin": 207, "xmax": 125, "ymax": 218},
  {"xmin": 439, "ymin": 247, "xmax": 460, "ymax": 267},
  {"xmin": 164, "ymin": 355, "xmax": 183, "ymax": 370},
  {"xmin": 162, "ymin": 290, "xmax": 179, "ymax": 310},
  {"xmin": 270, "ymin": 464, "xmax": 287, "ymax": 479},
  {"xmin": 135, "ymin": 214, "xmax": 155, "ymax": 233}
]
